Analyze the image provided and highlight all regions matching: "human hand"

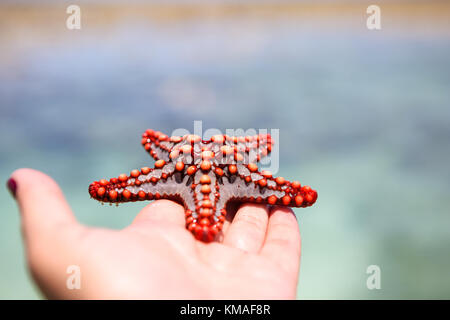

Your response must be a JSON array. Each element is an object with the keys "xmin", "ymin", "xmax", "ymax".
[{"xmin": 8, "ymin": 168, "xmax": 301, "ymax": 299}]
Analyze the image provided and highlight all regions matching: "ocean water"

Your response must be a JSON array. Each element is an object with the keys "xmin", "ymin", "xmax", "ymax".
[{"xmin": 1, "ymin": 3, "xmax": 450, "ymax": 299}]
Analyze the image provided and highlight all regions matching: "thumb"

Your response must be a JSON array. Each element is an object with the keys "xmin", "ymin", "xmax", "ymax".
[
  {"xmin": 7, "ymin": 168, "xmax": 84, "ymax": 297},
  {"xmin": 8, "ymin": 168, "xmax": 79, "ymax": 243}
]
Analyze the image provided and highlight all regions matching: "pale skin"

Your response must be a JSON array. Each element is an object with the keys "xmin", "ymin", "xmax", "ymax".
[{"xmin": 10, "ymin": 168, "xmax": 301, "ymax": 299}]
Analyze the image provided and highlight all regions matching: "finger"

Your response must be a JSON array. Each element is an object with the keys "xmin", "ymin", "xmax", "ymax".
[
  {"xmin": 131, "ymin": 199, "xmax": 186, "ymax": 227},
  {"xmin": 8, "ymin": 168, "xmax": 84, "ymax": 298},
  {"xmin": 9, "ymin": 168, "xmax": 79, "ymax": 245},
  {"xmin": 221, "ymin": 201, "xmax": 240, "ymax": 234},
  {"xmin": 260, "ymin": 206, "xmax": 301, "ymax": 278},
  {"xmin": 223, "ymin": 203, "xmax": 269, "ymax": 253}
]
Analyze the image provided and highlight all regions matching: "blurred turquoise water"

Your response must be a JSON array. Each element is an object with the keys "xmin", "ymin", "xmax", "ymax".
[{"xmin": 1, "ymin": 16, "xmax": 450, "ymax": 299}]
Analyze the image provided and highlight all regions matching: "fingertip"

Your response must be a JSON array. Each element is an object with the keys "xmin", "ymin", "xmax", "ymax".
[
  {"xmin": 269, "ymin": 205, "xmax": 299, "ymax": 225},
  {"xmin": 223, "ymin": 203, "xmax": 270, "ymax": 253},
  {"xmin": 10, "ymin": 168, "xmax": 64, "ymax": 202},
  {"xmin": 261, "ymin": 206, "xmax": 301, "ymax": 278},
  {"xmin": 268, "ymin": 205, "xmax": 301, "ymax": 246},
  {"xmin": 6, "ymin": 177, "xmax": 17, "ymax": 199},
  {"xmin": 11, "ymin": 167, "xmax": 48, "ymax": 182},
  {"xmin": 8, "ymin": 168, "xmax": 77, "ymax": 229}
]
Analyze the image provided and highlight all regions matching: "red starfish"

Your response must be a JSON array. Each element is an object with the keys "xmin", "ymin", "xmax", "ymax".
[{"xmin": 89, "ymin": 129, "xmax": 318, "ymax": 242}]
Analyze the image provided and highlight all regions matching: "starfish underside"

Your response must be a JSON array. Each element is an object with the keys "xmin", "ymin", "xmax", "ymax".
[{"xmin": 89, "ymin": 129, "xmax": 317, "ymax": 242}]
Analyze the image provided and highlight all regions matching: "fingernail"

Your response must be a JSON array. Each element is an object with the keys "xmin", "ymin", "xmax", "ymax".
[{"xmin": 7, "ymin": 178, "xmax": 17, "ymax": 199}]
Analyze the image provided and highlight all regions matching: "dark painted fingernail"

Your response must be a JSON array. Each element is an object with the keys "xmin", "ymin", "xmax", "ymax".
[{"xmin": 7, "ymin": 178, "xmax": 17, "ymax": 199}]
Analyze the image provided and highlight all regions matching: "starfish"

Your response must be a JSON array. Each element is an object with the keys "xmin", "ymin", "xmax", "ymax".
[{"xmin": 89, "ymin": 129, "xmax": 318, "ymax": 242}]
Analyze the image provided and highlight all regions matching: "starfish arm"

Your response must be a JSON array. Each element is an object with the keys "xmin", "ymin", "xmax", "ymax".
[
  {"xmin": 183, "ymin": 168, "xmax": 225, "ymax": 242},
  {"xmin": 140, "ymin": 129, "xmax": 182, "ymax": 162},
  {"xmin": 216, "ymin": 164, "xmax": 318, "ymax": 208},
  {"xmin": 214, "ymin": 133, "xmax": 274, "ymax": 165},
  {"xmin": 88, "ymin": 162, "xmax": 197, "ymax": 211},
  {"xmin": 241, "ymin": 132, "xmax": 273, "ymax": 163}
]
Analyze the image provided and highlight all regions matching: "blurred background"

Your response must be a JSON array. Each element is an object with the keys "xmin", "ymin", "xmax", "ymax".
[{"xmin": 1, "ymin": 0, "xmax": 449, "ymax": 299}]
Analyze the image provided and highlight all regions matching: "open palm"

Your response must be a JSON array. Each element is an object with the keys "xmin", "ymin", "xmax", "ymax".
[{"xmin": 10, "ymin": 169, "xmax": 301, "ymax": 299}]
